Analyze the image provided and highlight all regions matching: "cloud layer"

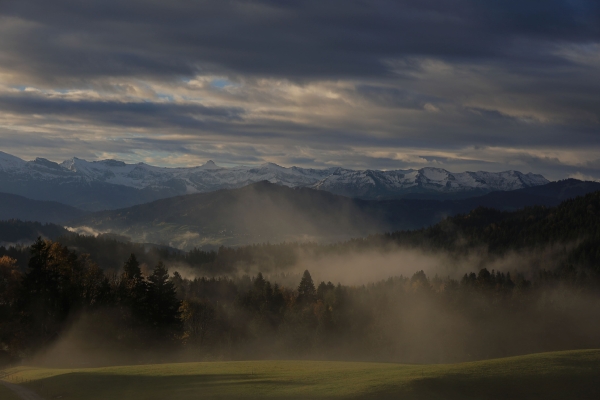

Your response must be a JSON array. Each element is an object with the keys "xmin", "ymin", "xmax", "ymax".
[{"xmin": 1, "ymin": 1, "xmax": 599, "ymax": 179}]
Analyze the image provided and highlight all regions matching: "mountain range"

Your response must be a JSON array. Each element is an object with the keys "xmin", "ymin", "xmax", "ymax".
[{"xmin": 0, "ymin": 151, "xmax": 548, "ymax": 211}]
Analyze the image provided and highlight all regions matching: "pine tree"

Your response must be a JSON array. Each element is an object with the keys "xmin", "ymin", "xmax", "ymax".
[
  {"xmin": 147, "ymin": 261, "xmax": 181, "ymax": 337},
  {"xmin": 297, "ymin": 270, "xmax": 316, "ymax": 305},
  {"xmin": 21, "ymin": 239, "xmax": 69, "ymax": 343},
  {"xmin": 118, "ymin": 253, "xmax": 148, "ymax": 324},
  {"xmin": 122, "ymin": 254, "xmax": 143, "ymax": 282}
]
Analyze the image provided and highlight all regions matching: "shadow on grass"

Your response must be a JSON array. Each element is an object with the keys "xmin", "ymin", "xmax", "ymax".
[
  {"xmin": 21, "ymin": 352, "xmax": 600, "ymax": 400},
  {"xmin": 26, "ymin": 373, "xmax": 313, "ymax": 400},
  {"xmin": 359, "ymin": 371, "xmax": 600, "ymax": 400}
]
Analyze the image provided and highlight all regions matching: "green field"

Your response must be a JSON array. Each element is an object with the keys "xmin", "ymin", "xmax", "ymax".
[
  {"xmin": 0, "ymin": 384, "xmax": 22, "ymax": 400},
  {"xmin": 2, "ymin": 350, "xmax": 599, "ymax": 399}
]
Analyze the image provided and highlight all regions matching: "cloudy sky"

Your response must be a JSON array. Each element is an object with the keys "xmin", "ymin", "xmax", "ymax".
[{"xmin": 0, "ymin": 0, "xmax": 599, "ymax": 179}]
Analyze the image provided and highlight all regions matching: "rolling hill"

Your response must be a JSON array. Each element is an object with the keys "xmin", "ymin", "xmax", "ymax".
[
  {"xmin": 66, "ymin": 179, "xmax": 600, "ymax": 249},
  {"xmin": 0, "ymin": 192, "xmax": 87, "ymax": 224},
  {"xmin": 0, "ymin": 220, "xmax": 70, "ymax": 247},
  {"xmin": 3, "ymin": 350, "xmax": 600, "ymax": 400}
]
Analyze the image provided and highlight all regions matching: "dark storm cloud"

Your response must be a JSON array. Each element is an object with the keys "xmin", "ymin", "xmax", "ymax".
[
  {"xmin": 0, "ymin": 90, "xmax": 592, "ymax": 152},
  {"xmin": 354, "ymin": 85, "xmax": 444, "ymax": 110},
  {"xmin": 0, "ymin": 0, "xmax": 599, "ymax": 179},
  {"xmin": 1, "ymin": 0, "xmax": 599, "ymax": 82},
  {"xmin": 0, "ymin": 93, "xmax": 244, "ymax": 128}
]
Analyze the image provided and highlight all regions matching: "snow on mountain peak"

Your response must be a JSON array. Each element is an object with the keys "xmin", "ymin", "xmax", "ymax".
[
  {"xmin": 199, "ymin": 160, "xmax": 219, "ymax": 170},
  {"xmin": 258, "ymin": 162, "xmax": 285, "ymax": 170},
  {"xmin": 0, "ymin": 151, "xmax": 26, "ymax": 171},
  {"xmin": 0, "ymin": 151, "xmax": 551, "ymax": 200},
  {"xmin": 419, "ymin": 167, "xmax": 452, "ymax": 181},
  {"xmin": 33, "ymin": 157, "xmax": 63, "ymax": 170},
  {"xmin": 100, "ymin": 159, "xmax": 127, "ymax": 167}
]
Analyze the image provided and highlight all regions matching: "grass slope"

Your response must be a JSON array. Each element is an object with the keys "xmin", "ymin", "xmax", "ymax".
[
  {"xmin": 0, "ymin": 384, "xmax": 22, "ymax": 400},
  {"xmin": 2, "ymin": 350, "xmax": 599, "ymax": 400}
]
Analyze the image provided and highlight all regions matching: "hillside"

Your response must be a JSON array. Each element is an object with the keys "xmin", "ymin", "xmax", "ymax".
[
  {"xmin": 0, "ymin": 192, "xmax": 87, "ymax": 224},
  {"xmin": 454, "ymin": 178, "xmax": 600, "ymax": 211},
  {"xmin": 3, "ymin": 350, "xmax": 600, "ymax": 399},
  {"xmin": 67, "ymin": 179, "xmax": 600, "ymax": 249},
  {"xmin": 376, "ymin": 189, "xmax": 600, "ymax": 277},
  {"xmin": 0, "ymin": 220, "xmax": 69, "ymax": 247},
  {"xmin": 393, "ymin": 189, "xmax": 600, "ymax": 251},
  {"xmin": 68, "ymin": 181, "xmax": 393, "ymax": 249}
]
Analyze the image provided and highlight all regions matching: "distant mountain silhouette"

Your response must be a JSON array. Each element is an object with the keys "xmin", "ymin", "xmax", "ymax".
[
  {"xmin": 454, "ymin": 179, "xmax": 600, "ymax": 211},
  {"xmin": 0, "ymin": 192, "xmax": 87, "ymax": 224}
]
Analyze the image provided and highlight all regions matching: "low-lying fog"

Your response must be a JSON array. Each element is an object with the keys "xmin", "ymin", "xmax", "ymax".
[{"xmin": 24, "ymin": 241, "xmax": 600, "ymax": 368}]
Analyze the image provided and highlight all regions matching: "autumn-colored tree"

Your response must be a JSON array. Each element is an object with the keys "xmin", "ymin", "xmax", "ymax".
[{"xmin": 179, "ymin": 299, "xmax": 215, "ymax": 345}]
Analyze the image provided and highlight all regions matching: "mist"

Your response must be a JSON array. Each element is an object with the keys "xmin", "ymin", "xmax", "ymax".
[
  {"xmin": 29, "ymin": 274, "xmax": 600, "ymax": 368},
  {"xmin": 65, "ymin": 225, "xmax": 108, "ymax": 237},
  {"xmin": 162, "ymin": 240, "xmax": 574, "ymax": 286},
  {"xmin": 16, "ymin": 237, "xmax": 600, "ymax": 369}
]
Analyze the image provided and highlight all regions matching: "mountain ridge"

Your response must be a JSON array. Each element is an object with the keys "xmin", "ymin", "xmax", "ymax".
[{"xmin": 0, "ymin": 150, "xmax": 549, "ymax": 210}]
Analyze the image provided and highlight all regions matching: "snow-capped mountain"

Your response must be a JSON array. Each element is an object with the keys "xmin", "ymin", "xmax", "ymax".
[
  {"xmin": 312, "ymin": 167, "xmax": 549, "ymax": 199},
  {"xmin": 0, "ymin": 151, "xmax": 549, "ymax": 211}
]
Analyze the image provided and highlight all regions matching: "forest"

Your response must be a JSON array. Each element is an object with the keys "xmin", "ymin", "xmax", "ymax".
[{"xmin": 1, "ymin": 192, "xmax": 600, "ymax": 366}]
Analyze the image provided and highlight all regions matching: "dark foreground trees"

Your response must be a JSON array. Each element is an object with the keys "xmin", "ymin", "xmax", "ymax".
[
  {"xmin": 1, "ymin": 239, "xmax": 182, "ymax": 361},
  {"xmin": 2, "ymin": 238, "xmax": 600, "ymax": 366}
]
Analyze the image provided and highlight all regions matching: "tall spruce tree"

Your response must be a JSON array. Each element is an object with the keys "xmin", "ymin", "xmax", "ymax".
[
  {"xmin": 147, "ymin": 261, "xmax": 181, "ymax": 336},
  {"xmin": 297, "ymin": 270, "xmax": 316, "ymax": 305},
  {"xmin": 118, "ymin": 254, "xmax": 148, "ymax": 324}
]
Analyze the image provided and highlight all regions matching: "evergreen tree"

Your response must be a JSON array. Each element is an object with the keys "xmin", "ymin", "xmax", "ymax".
[
  {"xmin": 118, "ymin": 253, "xmax": 148, "ymax": 325},
  {"xmin": 122, "ymin": 254, "xmax": 143, "ymax": 282},
  {"xmin": 20, "ymin": 239, "xmax": 71, "ymax": 345},
  {"xmin": 297, "ymin": 270, "xmax": 316, "ymax": 305},
  {"xmin": 19, "ymin": 239, "xmax": 107, "ymax": 349},
  {"xmin": 254, "ymin": 272, "xmax": 266, "ymax": 292},
  {"xmin": 147, "ymin": 261, "xmax": 181, "ymax": 337},
  {"xmin": 317, "ymin": 281, "xmax": 335, "ymax": 301}
]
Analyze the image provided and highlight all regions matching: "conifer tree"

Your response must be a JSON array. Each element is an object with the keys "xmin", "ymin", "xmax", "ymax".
[
  {"xmin": 297, "ymin": 270, "xmax": 316, "ymax": 305},
  {"xmin": 147, "ymin": 261, "xmax": 181, "ymax": 336},
  {"xmin": 118, "ymin": 253, "xmax": 148, "ymax": 324}
]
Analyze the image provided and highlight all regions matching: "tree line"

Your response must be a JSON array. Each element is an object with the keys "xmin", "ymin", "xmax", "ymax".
[{"xmin": 2, "ymin": 237, "xmax": 600, "ymax": 367}]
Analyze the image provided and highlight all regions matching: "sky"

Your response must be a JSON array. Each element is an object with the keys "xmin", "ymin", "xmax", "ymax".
[{"xmin": 0, "ymin": 0, "xmax": 599, "ymax": 180}]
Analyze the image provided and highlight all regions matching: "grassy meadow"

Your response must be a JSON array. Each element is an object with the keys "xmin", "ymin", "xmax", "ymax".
[
  {"xmin": 0, "ymin": 384, "xmax": 22, "ymax": 400},
  {"xmin": 1, "ymin": 350, "xmax": 599, "ymax": 400}
]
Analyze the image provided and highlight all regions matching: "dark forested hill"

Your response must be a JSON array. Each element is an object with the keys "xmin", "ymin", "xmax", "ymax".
[
  {"xmin": 383, "ymin": 190, "xmax": 600, "ymax": 274},
  {"xmin": 392, "ymin": 189, "xmax": 600, "ymax": 248},
  {"xmin": 68, "ymin": 181, "xmax": 395, "ymax": 249},
  {"xmin": 518, "ymin": 178, "xmax": 600, "ymax": 201},
  {"xmin": 67, "ymin": 180, "xmax": 600, "ymax": 250},
  {"xmin": 0, "ymin": 219, "xmax": 69, "ymax": 245},
  {"xmin": 0, "ymin": 192, "xmax": 87, "ymax": 223}
]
